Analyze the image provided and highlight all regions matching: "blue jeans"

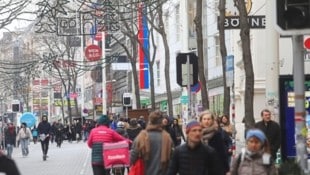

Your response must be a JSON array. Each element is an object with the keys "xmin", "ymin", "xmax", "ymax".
[
  {"xmin": 20, "ymin": 138, "xmax": 29, "ymax": 156},
  {"xmin": 6, "ymin": 144, "xmax": 13, "ymax": 158}
]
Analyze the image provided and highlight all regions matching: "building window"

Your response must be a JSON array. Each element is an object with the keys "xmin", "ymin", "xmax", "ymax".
[
  {"xmin": 156, "ymin": 61, "xmax": 160, "ymax": 86},
  {"xmin": 215, "ymin": 36, "xmax": 222, "ymax": 66}
]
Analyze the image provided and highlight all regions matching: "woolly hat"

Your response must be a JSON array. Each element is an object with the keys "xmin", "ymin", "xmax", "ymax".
[
  {"xmin": 97, "ymin": 115, "xmax": 110, "ymax": 125},
  {"xmin": 186, "ymin": 120, "xmax": 201, "ymax": 134},
  {"xmin": 246, "ymin": 129, "xmax": 266, "ymax": 143}
]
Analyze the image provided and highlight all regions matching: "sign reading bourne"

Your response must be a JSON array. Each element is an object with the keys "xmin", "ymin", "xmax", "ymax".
[
  {"xmin": 85, "ymin": 44, "xmax": 102, "ymax": 61},
  {"xmin": 219, "ymin": 0, "xmax": 265, "ymax": 29}
]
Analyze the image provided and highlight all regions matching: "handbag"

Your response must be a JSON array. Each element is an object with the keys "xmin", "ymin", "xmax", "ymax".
[{"xmin": 128, "ymin": 158, "xmax": 144, "ymax": 175}]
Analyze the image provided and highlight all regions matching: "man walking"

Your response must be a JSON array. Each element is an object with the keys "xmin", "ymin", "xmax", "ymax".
[
  {"xmin": 38, "ymin": 114, "xmax": 52, "ymax": 161},
  {"xmin": 166, "ymin": 120, "xmax": 220, "ymax": 175},
  {"xmin": 255, "ymin": 109, "xmax": 281, "ymax": 159}
]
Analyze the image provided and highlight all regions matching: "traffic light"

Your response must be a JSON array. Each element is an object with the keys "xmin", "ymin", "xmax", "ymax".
[
  {"xmin": 123, "ymin": 97, "xmax": 131, "ymax": 106},
  {"xmin": 12, "ymin": 103, "xmax": 20, "ymax": 112},
  {"xmin": 176, "ymin": 52, "xmax": 199, "ymax": 87},
  {"xmin": 123, "ymin": 93, "xmax": 132, "ymax": 106},
  {"xmin": 276, "ymin": 0, "xmax": 310, "ymax": 35}
]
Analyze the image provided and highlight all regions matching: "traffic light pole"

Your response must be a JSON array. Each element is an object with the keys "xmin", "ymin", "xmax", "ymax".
[{"xmin": 292, "ymin": 35, "xmax": 308, "ymax": 173}]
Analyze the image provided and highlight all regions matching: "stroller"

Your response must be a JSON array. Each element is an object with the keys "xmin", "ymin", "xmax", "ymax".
[{"xmin": 103, "ymin": 141, "xmax": 130, "ymax": 175}]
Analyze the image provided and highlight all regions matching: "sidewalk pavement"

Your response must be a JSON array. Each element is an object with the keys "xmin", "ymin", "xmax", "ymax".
[{"xmin": 11, "ymin": 141, "xmax": 93, "ymax": 175}]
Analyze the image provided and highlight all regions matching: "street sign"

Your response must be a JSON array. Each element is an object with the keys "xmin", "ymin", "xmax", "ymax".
[
  {"xmin": 176, "ymin": 53, "xmax": 199, "ymax": 87},
  {"xmin": 85, "ymin": 44, "xmax": 102, "ymax": 61}
]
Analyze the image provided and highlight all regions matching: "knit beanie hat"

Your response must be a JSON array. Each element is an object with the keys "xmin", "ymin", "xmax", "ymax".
[
  {"xmin": 246, "ymin": 129, "xmax": 266, "ymax": 143},
  {"xmin": 186, "ymin": 120, "xmax": 200, "ymax": 134},
  {"xmin": 97, "ymin": 115, "xmax": 110, "ymax": 125}
]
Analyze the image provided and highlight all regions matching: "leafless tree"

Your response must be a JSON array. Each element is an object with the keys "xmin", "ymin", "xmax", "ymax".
[
  {"xmin": 235, "ymin": 0, "xmax": 255, "ymax": 128},
  {"xmin": 218, "ymin": 0, "xmax": 230, "ymax": 116},
  {"xmin": 147, "ymin": 0, "xmax": 173, "ymax": 116},
  {"xmin": 0, "ymin": 0, "xmax": 33, "ymax": 30},
  {"xmin": 194, "ymin": 0, "xmax": 210, "ymax": 110}
]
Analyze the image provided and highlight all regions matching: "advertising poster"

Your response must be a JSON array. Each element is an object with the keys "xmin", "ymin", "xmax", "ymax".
[{"xmin": 279, "ymin": 75, "xmax": 310, "ymax": 158}]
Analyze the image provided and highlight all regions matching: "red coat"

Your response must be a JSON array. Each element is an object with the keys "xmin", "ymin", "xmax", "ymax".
[{"xmin": 87, "ymin": 125, "xmax": 126, "ymax": 148}]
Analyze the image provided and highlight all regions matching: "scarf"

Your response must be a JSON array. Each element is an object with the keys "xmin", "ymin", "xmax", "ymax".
[
  {"xmin": 134, "ymin": 124, "xmax": 172, "ymax": 170},
  {"xmin": 201, "ymin": 122, "xmax": 218, "ymax": 145}
]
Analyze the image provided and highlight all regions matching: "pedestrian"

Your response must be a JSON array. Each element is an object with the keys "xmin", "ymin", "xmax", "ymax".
[
  {"xmin": 254, "ymin": 109, "xmax": 281, "ymax": 159},
  {"xmin": 199, "ymin": 110, "xmax": 230, "ymax": 175},
  {"xmin": 171, "ymin": 118, "xmax": 186, "ymax": 146},
  {"xmin": 166, "ymin": 120, "xmax": 220, "ymax": 175},
  {"xmin": 0, "ymin": 150, "xmax": 20, "ymax": 175},
  {"xmin": 31, "ymin": 125, "xmax": 38, "ymax": 144},
  {"xmin": 162, "ymin": 115, "xmax": 177, "ymax": 147},
  {"xmin": 87, "ymin": 114, "xmax": 128, "ymax": 175},
  {"xmin": 130, "ymin": 110, "xmax": 174, "ymax": 175},
  {"xmin": 220, "ymin": 114, "xmax": 235, "ymax": 137},
  {"xmin": 126, "ymin": 118, "xmax": 142, "ymax": 142},
  {"xmin": 16, "ymin": 123, "xmax": 32, "ymax": 157},
  {"xmin": 230, "ymin": 129, "xmax": 277, "ymax": 175},
  {"xmin": 37, "ymin": 114, "xmax": 52, "ymax": 161},
  {"xmin": 137, "ymin": 115, "xmax": 146, "ymax": 129},
  {"xmin": 4, "ymin": 123, "xmax": 16, "ymax": 159}
]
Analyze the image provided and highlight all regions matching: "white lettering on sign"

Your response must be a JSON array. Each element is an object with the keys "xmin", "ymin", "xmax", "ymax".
[
  {"xmin": 221, "ymin": 16, "xmax": 266, "ymax": 29},
  {"xmin": 107, "ymin": 155, "xmax": 126, "ymax": 160}
]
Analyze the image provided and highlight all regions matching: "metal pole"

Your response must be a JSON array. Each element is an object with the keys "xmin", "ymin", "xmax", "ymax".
[
  {"xmin": 292, "ymin": 35, "xmax": 308, "ymax": 173},
  {"xmin": 187, "ymin": 55, "xmax": 191, "ymax": 119},
  {"xmin": 102, "ymin": 32, "xmax": 107, "ymax": 116}
]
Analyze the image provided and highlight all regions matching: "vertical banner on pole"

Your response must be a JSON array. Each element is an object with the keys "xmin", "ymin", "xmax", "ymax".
[{"xmin": 138, "ymin": 3, "xmax": 149, "ymax": 89}]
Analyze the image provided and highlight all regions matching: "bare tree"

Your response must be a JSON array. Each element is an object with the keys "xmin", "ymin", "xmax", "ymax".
[
  {"xmin": 235, "ymin": 0, "xmax": 255, "ymax": 128},
  {"xmin": 147, "ymin": 0, "xmax": 173, "ymax": 116},
  {"xmin": 218, "ymin": 0, "xmax": 230, "ymax": 116},
  {"xmin": 37, "ymin": 34, "xmax": 84, "ymax": 125},
  {"xmin": 194, "ymin": 0, "xmax": 209, "ymax": 110},
  {"xmin": 0, "ymin": 0, "xmax": 33, "ymax": 29}
]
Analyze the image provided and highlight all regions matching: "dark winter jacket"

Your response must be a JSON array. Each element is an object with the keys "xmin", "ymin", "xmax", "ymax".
[
  {"xmin": 207, "ymin": 129, "xmax": 230, "ymax": 174},
  {"xmin": 254, "ymin": 120, "xmax": 281, "ymax": 159},
  {"xmin": 38, "ymin": 121, "xmax": 52, "ymax": 135},
  {"xmin": 0, "ymin": 152, "xmax": 20, "ymax": 175},
  {"xmin": 127, "ymin": 126, "xmax": 142, "ymax": 141},
  {"xmin": 4, "ymin": 126, "xmax": 16, "ymax": 145},
  {"xmin": 166, "ymin": 142, "xmax": 220, "ymax": 175}
]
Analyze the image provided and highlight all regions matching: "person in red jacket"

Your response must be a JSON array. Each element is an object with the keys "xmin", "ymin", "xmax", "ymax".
[{"xmin": 87, "ymin": 115, "xmax": 127, "ymax": 175}]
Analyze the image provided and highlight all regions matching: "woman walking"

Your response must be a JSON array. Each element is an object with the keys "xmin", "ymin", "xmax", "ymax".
[
  {"xmin": 16, "ymin": 123, "xmax": 32, "ymax": 157},
  {"xmin": 230, "ymin": 129, "xmax": 276, "ymax": 175}
]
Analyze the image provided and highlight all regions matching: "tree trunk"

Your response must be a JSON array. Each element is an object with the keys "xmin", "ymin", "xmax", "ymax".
[
  {"xmin": 131, "ymin": 42, "xmax": 141, "ymax": 109},
  {"xmin": 218, "ymin": 0, "xmax": 230, "ymax": 116},
  {"xmin": 194, "ymin": 0, "xmax": 209, "ymax": 110},
  {"xmin": 157, "ymin": 6, "xmax": 173, "ymax": 116},
  {"xmin": 236, "ymin": 0, "xmax": 255, "ymax": 128}
]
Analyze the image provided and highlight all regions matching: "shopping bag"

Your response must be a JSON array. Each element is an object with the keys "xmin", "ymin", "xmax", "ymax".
[
  {"xmin": 103, "ymin": 140, "xmax": 130, "ymax": 168},
  {"xmin": 128, "ymin": 158, "xmax": 144, "ymax": 175}
]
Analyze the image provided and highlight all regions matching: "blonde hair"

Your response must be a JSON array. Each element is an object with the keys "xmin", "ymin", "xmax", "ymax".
[{"xmin": 199, "ymin": 110, "xmax": 215, "ymax": 122}]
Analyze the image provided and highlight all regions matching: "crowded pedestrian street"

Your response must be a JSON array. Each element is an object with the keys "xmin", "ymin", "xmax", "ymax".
[{"xmin": 12, "ymin": 141, "xmax": 94, "ymax": 175}]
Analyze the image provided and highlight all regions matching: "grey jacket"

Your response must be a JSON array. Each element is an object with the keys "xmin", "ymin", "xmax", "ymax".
[
  {"xmin": 230, "ymin": 149, "xmax": 277, "ymax": 175},
  {"xmin": 130, "ymin": 131, "xmax": 169, "ymax": 175}
]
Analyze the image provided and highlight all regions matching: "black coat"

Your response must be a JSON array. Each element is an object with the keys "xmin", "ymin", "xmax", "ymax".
[
  {"xmin": 166, "ymin": 142, "xmax": 220, "ymax": 175},
  {"xmin": 208, "ymin": 129, "xmax": 230, "ymax": 174},
  {"xmin": 255, "ymin": 120, "xmax": 281, "ymax": 159},
  {"xmin": 0, "ymin": 153, "xmax": 20, "ymax": 175}
]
